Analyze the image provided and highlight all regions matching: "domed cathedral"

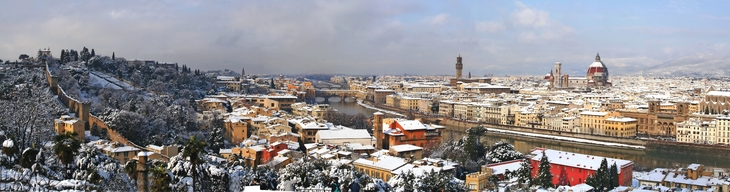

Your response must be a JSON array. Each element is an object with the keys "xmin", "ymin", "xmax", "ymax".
[
  {"xmin": 547, "ymin": 53, "xmax": 611, "ymax": 89},
  {"xmin": 586, "ymin": 53, "xmax": 610, "ymax": 87}
]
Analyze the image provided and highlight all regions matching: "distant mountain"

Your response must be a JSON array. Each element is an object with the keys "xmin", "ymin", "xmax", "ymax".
[{"xmin": 640, "ymin": 55, "xmax": 730, "ymax": 77}]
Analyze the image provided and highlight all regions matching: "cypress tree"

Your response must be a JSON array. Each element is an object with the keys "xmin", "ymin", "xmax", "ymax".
[
  {"xmin": 112, "ymin": 52, "xmax": 115, "ymax": 60},
  {"xmin": 536, "ymin": 150, "xmax": 554, "ymax": 188},
  {"xmin": 91, "ymin": 49, "xmax": 95, "ymax": 57},
  {"xmin": 598, "ymin": 158, "xmax": 610, "ymax": 191},
  {"xmin": 610, "ymin": 162, "xmax": 620, "ymax": 189}
]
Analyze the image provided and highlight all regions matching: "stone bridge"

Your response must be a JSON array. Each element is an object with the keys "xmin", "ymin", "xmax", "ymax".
[{"xmin": 314, "ymin": 89, "xmax": 359, "ymax": 102}]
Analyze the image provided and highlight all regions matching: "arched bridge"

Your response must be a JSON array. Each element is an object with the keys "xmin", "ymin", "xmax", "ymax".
[{"xmin": 313, "ymin": 89, "xmax": 360, "ymax": 102}]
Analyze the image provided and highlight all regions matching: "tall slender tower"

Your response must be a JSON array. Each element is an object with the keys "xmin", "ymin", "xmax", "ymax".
[
  {"xmin": 137, "ymin": 152, "xmax": 150, "ymax": 192},
  {"xmin": 241, "ymin": 67, "xmax": 245, "ymax": 77},
  {"xmin": 455, "ymin": 55, "xmax": 463, "ymax": 79},
  {"xmin": 373, "ymin": 112, "xmax": 384, "ymax": 149},
  {"xmin": 553, "ymin": 62, "xmax": 562, "ymax": 88}
]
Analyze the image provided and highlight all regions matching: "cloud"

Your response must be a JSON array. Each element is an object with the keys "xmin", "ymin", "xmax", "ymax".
[
  {"xmin": 430, "ymin": 14, "xmax": 449, "ymax": 25},
  {"xmin": 475, "ymin": 21, "xmax": 506, "ymax": 33},
  {"xmin": 511, "ymin": 2, "xmax": 550, "ymax": 28}
]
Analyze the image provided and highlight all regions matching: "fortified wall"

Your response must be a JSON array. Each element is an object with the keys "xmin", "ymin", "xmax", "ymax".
[{"xmin": 45, "ymin": 64, "xmax": 141, "ymax": 149}]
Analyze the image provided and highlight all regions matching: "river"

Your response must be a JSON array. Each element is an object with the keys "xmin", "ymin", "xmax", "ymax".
[{"xmin": 324, "ymin": 100, "xmax": 730, "ymax": 170}]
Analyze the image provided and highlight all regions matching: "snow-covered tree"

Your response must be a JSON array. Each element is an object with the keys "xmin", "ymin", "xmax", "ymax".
[
  {"xmin": 535, "ymin": 150, "xmax": 554, "ymax": 189},
  {"xmin": 485, "ymin": 141, "xmax": 524, "ymax": 163},
  {"xmin": 516, "ymin": 158, "xmax": 533, "ymax": 188}
]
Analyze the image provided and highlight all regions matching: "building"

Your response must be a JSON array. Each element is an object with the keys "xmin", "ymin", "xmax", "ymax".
[
  {"xmin": 530, "ymin": 148, "xmax": 634, "ymax": 187},
  {"xmin": 604, "ymin": 116, "xmax": 638, "ymax": 138},
  {"xmin": 102, "ymin": 143, "xmax": 141, "ymax": 164},
  {"xmin": 315, "ymin": 127, "xmax": 372, "ymax": 146},
  {"xmin": 676, "ymin": 118, "xmax": 717, "ymax": 144},
  {"xmin": 619, "ymin": 101, "xmax": 690, "ymax": 137},
  {"xmin": 700, "ymin": 91, "xmax": 730, "ymax": 114},
  {"xmin": 374, "ymin": 89, "xmax": 395, "ymax": 105},
  {"xmin": 661, "ymin": 164, "xmax": 729, "ymax": 191},
  {"xmin": 374, "ymin": 114, "xmax": 444, "ymax": 149},
  {"xmin": 547, "ymin": 53, "xmax": 611, "ymax": 89},
  {"xmin": 465, "ymin": 170, "xmax": 490, "ymax": 192},
  {"xmin": 449, "ymin": 55, "xmax": 491, "ymax": 87},
  {"xmin": 459, "ymin": 83, "xmax": 511, "ymax": 95},
  {"xmin": 145, "ymin": 145, "xmax": 179, "ymax": 161},
  {"xmin": 54, "ymin": 115, "xmax": 85, "ymax": 141},
  {"xmin": 263, "ymin": 95, "xmax": 297, "ymax": 111},
  {"xmin": 389, "ymin": 144, "xmax": 423, "ymax": 159},
  {"xmin": 224, "ymin": 115, "xmax": 250, "ymax": 145}
]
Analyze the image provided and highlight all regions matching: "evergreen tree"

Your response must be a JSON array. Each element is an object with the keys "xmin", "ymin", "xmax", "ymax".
[
  {"xmin": 535, "ymin": 150, "xmax": 554, "ymax": 189},
  {"xmin": 516, "ymin": 158, "xmax": 533, "ymax": 188},
  {"xmin": 597, "ymin": 158, "xmax": 610, "ymax": 191},
  {"xmin": 52, "ymin": 132, "xmax": 81, "ymax": 165},
  {"xmin": 609, "ymin": 162, "xmax": 619, "ymax": 189},
  {"xmin": 91, "ymin": 49, "xmax": 95, "ymax": 57},
  {"xmin": 112, "ymin": 52, "xmax": 115, "ymax": 60},
  {"xmin": 585, "ymin": 174, "xmax": 599, "ymax": 189},
  {"xmin": 269, "ymin": 78, "xmax": 275, "ymax": 89},
  {"xmin": 207, "ymin": 126, "xmax": 225, "ymax": 152}
]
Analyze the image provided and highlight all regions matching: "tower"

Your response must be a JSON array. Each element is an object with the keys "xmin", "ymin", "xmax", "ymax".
[
  {"xmin": 241, "ymin": 67, "xmax": 245, "ymax": 77},
  {"xmin": 373, "ymin": 112, "xmax": 384, "ymax": 149},
  {"xmin": 553, "ymin": 62, "xmax": 562, "ymax": 88},
  {"xmin": 455, "ymin": 55, "xmax": 463, "ymax": 79},
  {"xmin": 648, "ymin": 100, "xmax": 659, "ymax": 114}
]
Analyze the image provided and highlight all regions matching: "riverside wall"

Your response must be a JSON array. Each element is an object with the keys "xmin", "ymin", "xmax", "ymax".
[{"xmin": 432, "ymin": 118, "xmax": 648, "ymax": 146}]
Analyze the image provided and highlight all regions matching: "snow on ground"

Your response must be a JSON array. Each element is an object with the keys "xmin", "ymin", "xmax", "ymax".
[
  {"xmin": 90, "ymin": 71, "xmax": 135, "ymax": 90},
  {"xmin": 88, "ymin": 72, "xmax": 122, "ymax": 90},
  {"xmin": 486, "ymin": 128, "xmax": 646, "ymax": 149},
  {"xmin": 357, "ymin": 100, "xmax": 405, "ymax": 117}
]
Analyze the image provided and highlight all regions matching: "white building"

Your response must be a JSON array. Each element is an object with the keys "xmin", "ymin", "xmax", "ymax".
[
  {"xmin": 676, "ymin": 118, "xmax": 716, "ymax": 145},
  {"xmin": 315, "ymin": 127, "xmax": 373, "ymax": 146}
]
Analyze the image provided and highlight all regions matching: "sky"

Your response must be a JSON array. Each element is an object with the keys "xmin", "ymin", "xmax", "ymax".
[{"xmin": 1, "ymin": 0, "xmax": 729, "ymax": 76}]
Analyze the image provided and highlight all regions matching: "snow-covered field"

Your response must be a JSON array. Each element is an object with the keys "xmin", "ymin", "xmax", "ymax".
[
  {"xmin": 89, "ymin": 72, "xmax": 122, "ymax": 90},
  {"xmin": 89, "ymin": 71, "xmax": 135, "ymax": 90},
  {"xmin": 486, "ymin": 128, "xmax": 646, "ymax": 149}
]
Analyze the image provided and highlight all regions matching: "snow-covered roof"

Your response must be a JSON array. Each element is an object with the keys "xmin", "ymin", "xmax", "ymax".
[
  {"xmin": 605, "ymin": 117, "xmax": 637, "ymax": 122},
  {"xmin": 530, "ymin": 148, "xmax": 633, "ymax": 173},
  {"xmin": 389, "ymin": 144, "xmax": 423, "ymax": 152},
  {"xmin": 104, "ymin": 146, "xmax": 140, "ymax": 153},
  {"xmin": 486, "ymin": 159, "xmax": 522, "ymax": 175},
  {"xmin": 354, "ymin": 155, "xmax": 407, "ymax": 171},
  {"xmin": 707, "ymin": 91, "xmax": 730, "ymax": 97},
  {"xmin": 317, "ymin": 128, "xmax": 371, "ymax": 140},
  {"xmin": 579, "ymin": 111, "xmax": 607, "ymax": 116}
]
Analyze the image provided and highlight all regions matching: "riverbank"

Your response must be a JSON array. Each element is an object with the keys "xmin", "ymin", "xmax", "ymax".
[
  {"xmin": 356, "ymin": 100, "xmax": 405, "ymax": 117},
  {"xmin": 434, "ymin": 118, "xmax": 646, "ymax": 149}
]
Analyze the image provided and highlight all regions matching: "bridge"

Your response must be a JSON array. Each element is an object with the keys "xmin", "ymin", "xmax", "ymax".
[{"xmin": 313, "ymin": 89, "xmax": 360, "ymax": 102}]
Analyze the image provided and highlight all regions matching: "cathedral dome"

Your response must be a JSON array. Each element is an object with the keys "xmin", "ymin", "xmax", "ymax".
[{"xmin": 586, "ymin": 53, "xmax": 608, "ymax": 75}]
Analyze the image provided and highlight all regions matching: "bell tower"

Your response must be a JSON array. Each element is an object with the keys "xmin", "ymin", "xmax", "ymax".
[
  {"xmin": 455, "ymin": 55, "xmax": 463, "ymax": 79},
  {"xmin": 373, "ymin": 112, "xmax": 384, "ymax": 149}
]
